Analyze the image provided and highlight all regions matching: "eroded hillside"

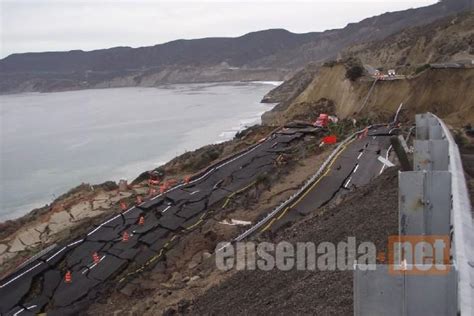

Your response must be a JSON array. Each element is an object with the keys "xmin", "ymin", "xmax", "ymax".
[{"xmin": 263, "ymin": 63, "xmax": 474, "ymax": 127}]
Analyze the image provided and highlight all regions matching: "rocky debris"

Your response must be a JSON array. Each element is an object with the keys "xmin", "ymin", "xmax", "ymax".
[
  {"xmin": 189, "ymin": 168, "xmax": 400, "ymax": 315},
  {"xmin": 86, "ymin": 135, "xmax": 331, "ymax": 315}
]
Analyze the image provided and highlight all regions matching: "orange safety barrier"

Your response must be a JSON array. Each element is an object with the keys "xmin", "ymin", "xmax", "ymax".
[
  {"xmin": 92, "ymin": 252, "xmax": 100, "ymax": 264},
  {"xmin": 322, "ymin": 135, "xmax": 337, "ymax": 144},
  {"xmin": 184, "ymin": 176, "xmax": 191, "ymax": 184},
  {"xmin": 122, "ymin": 231, "xmax": 130, "ymax": 242},
  {"xmin": 64, "ymin": 271, "xmax": 72, "ymax": 283}
]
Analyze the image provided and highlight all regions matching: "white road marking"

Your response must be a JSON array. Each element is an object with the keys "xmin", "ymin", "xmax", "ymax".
[
  {"xmin": 67, "ymin": 239, "xmax": 84, "ymax": 247},
  {"xmin": 190, "ymin": 190, "xmax": 200, "ymax": 195},
  {"xmin": 13, "ymin": 308, "xmax": 25, "ymax": 316},
  {"xmin": 46, "ymin": 246, "xmax": 67, "ymax": 262},
  {"xmin": 353, "ymin": 164, "xmax": 360, "ymax": 173},
  {"xmin": 82, "ymin": 255, "xmax": 106, "ymax": 274},
  {"xmin": 162, "ymin": 205, "xmax": 172, "ymax": 213},
  {"xmin": 1, "ymin": 134, "xmax": 268, "ymax": 290},
  {"xmin": 344, "ymin": 177, "xmax": 352, "ymax": 189},
  {"xmin": 0, "ymin": 262, "xmax": 43, "ymax": 288},
  {"xmin": 357, "ymin": 152, "xmax": 364, "ymax": 160}
]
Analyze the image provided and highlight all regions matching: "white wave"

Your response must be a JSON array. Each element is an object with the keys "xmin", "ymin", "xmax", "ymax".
[{"xmin": 250, "ymin": 81, "xmax": 284, "ymax": 87}]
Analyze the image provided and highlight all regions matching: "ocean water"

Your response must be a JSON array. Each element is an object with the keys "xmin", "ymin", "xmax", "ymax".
[{"xmin": 0, "ymin": 82, "xmax": 280, "ymax": 221}]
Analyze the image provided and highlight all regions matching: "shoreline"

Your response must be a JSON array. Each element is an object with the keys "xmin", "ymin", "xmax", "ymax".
[{"xmin": 0, "ymin": 82, "xmax": 281, "ymax": 223}]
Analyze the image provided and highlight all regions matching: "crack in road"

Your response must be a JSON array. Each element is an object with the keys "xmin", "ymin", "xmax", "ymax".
[{"xmin": 0, "ymin": 127, "xmax": 322, "ymax": 315}]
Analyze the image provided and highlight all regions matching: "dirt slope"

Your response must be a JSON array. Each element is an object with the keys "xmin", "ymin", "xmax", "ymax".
[
  {"xmin": 263, "ymin": 64, "xmax": 474, "ymax": 127},
  {"xmin": 189, "ymin": 168, "xmax": 399, "ymax": 315}
]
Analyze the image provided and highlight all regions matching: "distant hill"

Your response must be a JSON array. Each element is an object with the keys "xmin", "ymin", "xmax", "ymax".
[
  {"xmin": 0, "ymin": 0, "xmax": 472, "ymax": 93},
  {"xmin": 0, "ymin": 29, "xmax": 320, "ymax": 73},
  {"xmin": 343, "ymin": 10, "xmax": 474, "ymax": 70}
]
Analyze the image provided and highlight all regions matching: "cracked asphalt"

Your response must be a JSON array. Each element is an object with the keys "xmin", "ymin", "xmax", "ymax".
[
  {"xmin": 0, "ymin": 126, "xmax": 321, "ymax": 316},
  {"xmin": 262, "ymin": 126, "xmax": 393, "ymax": 233}
]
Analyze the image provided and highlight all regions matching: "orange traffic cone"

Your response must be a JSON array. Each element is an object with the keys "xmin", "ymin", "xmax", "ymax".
[
  {"xmin": 136, "ymin": 195, "xmax": 143, "ymax": 204},
  {"xmin": 159, "ymin": 185, "xmax": 166, "ymax": 194},
  {"xmin": 184, "ymin": 176, "xmax": 190, "ymax": 184},
  {"xmin": 92, "ymin": 252, "xmax": 100, "ymax": 264},
  {"xmin": 138, "ymin": 216, "xmax": 145, "ymax": 225},
  {"xmin": 120, "ymin": 201, "xmax": 127, "ymax": 211},
  {"xmin": 65, "ymin": 270, "xmax": 72, "ymax": 283},
  {"xmin": 122, "ymin": 231, "xmax": 130, "ymax": 242}
]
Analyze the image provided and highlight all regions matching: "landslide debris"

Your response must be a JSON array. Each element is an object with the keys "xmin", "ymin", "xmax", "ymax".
[{"xmin": 189, "ymin": 168, "xmax": 399, "ymax": 315}]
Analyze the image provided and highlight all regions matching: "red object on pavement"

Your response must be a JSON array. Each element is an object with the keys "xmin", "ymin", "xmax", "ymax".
[
  {"xmin": 184, "ymin": 176, "xmax": 191, "ymax": 184},
  {"xmin": 138, "ymin": 216, "xmax": 145, "ymax": 225},
  {"xmin": 92, "ymin": 252, "xmax": 100, "ymax": 264},
  {"xmin": 122, "ymin": 231, "xmax": 130, "ymax": 242},
  {"xmin": 322, "ymin": 135, "xmax": 337, "ymax": 144},
  {"xmin": 65, "ymin": 271, "xmax": 72, "ymax": 283}
]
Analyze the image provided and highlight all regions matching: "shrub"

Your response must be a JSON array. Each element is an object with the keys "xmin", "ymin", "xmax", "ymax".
[
  {"xmin": 345, "ymin": 65, "xmax": 364, "ymax": 81},
  {"xmin": 414, "ymin": 64, "xmax": 430, "ymax": 75}
]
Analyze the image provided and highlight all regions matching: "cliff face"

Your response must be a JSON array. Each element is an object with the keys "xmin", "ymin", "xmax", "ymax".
[
  {"xmin": 1, "ymin": 0, "xmax": 472, "ymax": 94},
  {"xmin": 262, "ymin": 63, "xmax": 474, "ymax": 127}
]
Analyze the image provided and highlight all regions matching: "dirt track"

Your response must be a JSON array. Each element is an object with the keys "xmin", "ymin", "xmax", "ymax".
[{"xmin": 189, "ymin": 167, "xmax": 399, "ymax": 315}]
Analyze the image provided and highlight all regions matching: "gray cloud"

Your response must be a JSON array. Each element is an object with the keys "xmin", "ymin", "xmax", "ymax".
[{"xmin": 0, "ymin": 0, "xmax": 436, "ymax": 58}]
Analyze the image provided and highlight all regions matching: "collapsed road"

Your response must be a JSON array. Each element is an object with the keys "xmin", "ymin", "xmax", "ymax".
[
  {"xmin": 259, "ymin": 126, "xmax": 394, "ymax": 233},
  {"xmin": 0, "ymin": 125, "xmax": 323, "ymax": 315}
]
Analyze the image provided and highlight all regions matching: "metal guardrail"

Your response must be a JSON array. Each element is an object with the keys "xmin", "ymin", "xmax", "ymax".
[
  {"xmin": 228, "ymin": 126, "xmax": 371, "ymax": 245},
  {"xmin": 17, "ymin": 243, "xmax": 57, "ymax": 270},
  {"xmin": 432, "ymin": 113, "xmax": 474, "ymax": 316},
  {"xmin": 354, "ymin": 113, "xmax": 473, "ymax": 316}
]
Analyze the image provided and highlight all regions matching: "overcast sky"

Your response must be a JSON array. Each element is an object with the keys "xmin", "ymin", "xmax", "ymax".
[{"xmin": 0, "ymin": 0, "xmax": 436, "ymax": 58}]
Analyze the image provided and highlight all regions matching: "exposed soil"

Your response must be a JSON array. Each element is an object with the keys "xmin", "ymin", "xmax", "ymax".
[
  {"xmin": 188, "ymin": 167, "xmax": 399, "ymax": 315},
  {"xmin": 263, "ymin": 64, "xmax": 474, "ymax": 127}
]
